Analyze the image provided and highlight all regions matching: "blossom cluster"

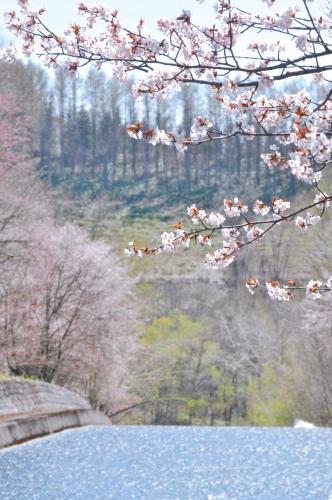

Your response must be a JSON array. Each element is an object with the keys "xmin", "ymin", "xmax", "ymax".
[
  {"xmin": 246, "ymin": 277, "xmax": 332, "ymax": 301},
  {"xmin": 295, "ymin": 214, "xmax": 321, "ymax": 230}
]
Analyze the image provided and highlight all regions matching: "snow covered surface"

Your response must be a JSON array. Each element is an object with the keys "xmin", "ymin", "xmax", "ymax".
[
  {"xmin": 1, "ymin": 425, "xmax": 332, "ymax": 499},
  {"xmin": 294, "ymin": 419, "xmax": 316, "ymax": 429}
]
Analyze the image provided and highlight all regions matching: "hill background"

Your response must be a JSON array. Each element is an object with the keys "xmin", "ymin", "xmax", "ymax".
[{"xmin": 0, "ymin": 60, "xmax": 331, "ymax": 426}]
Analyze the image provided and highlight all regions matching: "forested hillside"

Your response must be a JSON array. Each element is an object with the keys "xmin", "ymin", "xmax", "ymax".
[
  {"xmin": 1, "ymin": 60, "xmax": 306, "ymax": 209},
  {"xmin": 0, "ymin": 60, "xmax": 331, "ymax": 426}
]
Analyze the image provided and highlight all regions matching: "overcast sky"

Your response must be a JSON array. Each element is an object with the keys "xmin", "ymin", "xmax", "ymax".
[
  {"xmin": 1, "ymin": 0, "xmax": 218, "ymax": 36},
  {"xmin": 0, "ymin": 0, "xmax": 304, "ymax": 40}
]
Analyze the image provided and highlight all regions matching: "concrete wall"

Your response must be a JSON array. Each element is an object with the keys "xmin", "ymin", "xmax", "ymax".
[
  {"xmin": 0, "ymin": 379, "xmax": 111, "ymax": 448},
  {"xmin": 0, "ymin": 409, "xmax": 110, "ymax": 448}
]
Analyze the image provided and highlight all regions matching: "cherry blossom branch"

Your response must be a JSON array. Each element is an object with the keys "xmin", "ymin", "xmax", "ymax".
[
  {"xmin": 124, "ymin": 192, "xmax": 331, "ymax": 260},
  {"xmin": 124, "ymin": 190, "xmax": 332, "ymax": 300},
  {"xmin": 4, "ymin": 0, "xmax": 332, "ymax": 301}
]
